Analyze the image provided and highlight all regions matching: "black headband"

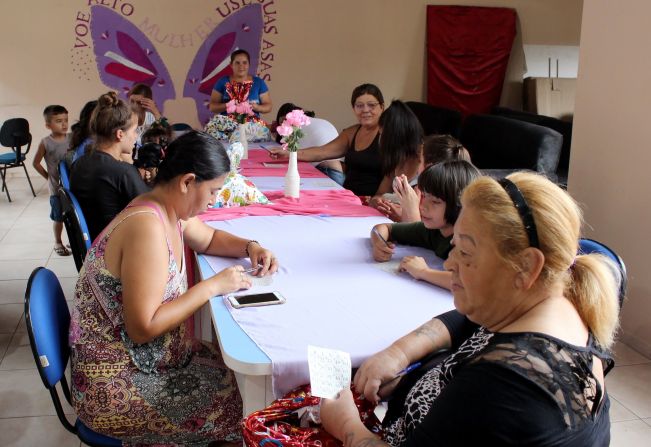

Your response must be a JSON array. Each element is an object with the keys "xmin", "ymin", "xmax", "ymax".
[{"xmin": 498, "ymin": 178, "xmax": 540, "ymax": 249}]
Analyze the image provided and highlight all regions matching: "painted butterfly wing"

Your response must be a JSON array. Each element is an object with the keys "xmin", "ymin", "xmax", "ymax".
[
  {"xmin": 89, "ymin": 5, "xmax": 175, "ymax": 113},
  {"xmin": 184, "ymin": 4, "xmax": 264, "ymax": 125}
]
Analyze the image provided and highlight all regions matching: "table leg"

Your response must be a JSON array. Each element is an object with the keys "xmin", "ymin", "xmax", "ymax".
[{"xmin": 235, "ymin": 373, "xmax": 274, "ymax": 416}]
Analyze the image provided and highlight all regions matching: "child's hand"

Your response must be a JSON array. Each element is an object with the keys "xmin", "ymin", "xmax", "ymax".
[
  {"xmin": 394, "ymin": 175, "xmax": 421, "ymax": 222},
  {"xmin": 371, "ymin": 227, "xmax": 394, "ymax": 262},
  {"xmin": 399, "ymin": 256, "xmax": 428, "ymax": 280}
]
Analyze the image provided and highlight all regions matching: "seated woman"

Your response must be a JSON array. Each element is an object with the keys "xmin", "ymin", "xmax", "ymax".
[
  {"xmin": 274, "ymin": 102, "xmax": 344, "ymax": 185},
  {"xmin": 206, "ymin": 49, "xmax": 272, "ymax": 141},
  {"xmin": 371, "ymin": 100, "xmax": 424, "ymax": 213},
  {"xmin": 385, "ymin": 134, "xmax": 471, "ymax": 222},
  {"xmin": 67, "ymin": 99, "xmax": 97, "ymax": 167},
  {"xmin": 70, "ymin": 131, "xmax": 279, "ymax": 446},
  {"xmin": 70, "ymin": 92, "xmax": 150, "ymax": 241},
  {"xmin": 270, "ymin": 83, "xmax": 385, "ymax": 198},
  {"xmin": 322, "ymin": 172, "xmax": 620, "ymax": 446},
  {"xmin": 371, "ymin": 160, "xmax": 480, "ymax": 290}
]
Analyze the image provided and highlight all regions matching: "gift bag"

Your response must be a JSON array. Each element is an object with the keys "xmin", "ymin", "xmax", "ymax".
[
  {"xmin": 242, "ymin": 384, "xmax": 382, "ymax": 447},
  {"xmin": 214, "ymin": 142, "xmax": 270, "ymax": 207}
]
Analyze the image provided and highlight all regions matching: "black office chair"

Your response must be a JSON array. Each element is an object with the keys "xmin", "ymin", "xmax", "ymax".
[
  {"xmin": 0, "ymin": 118, "xmax": 36, "ymax": 202},
  {"xmin": 59, "ymin": 188, "xmax": 92, "ymax": 272},
  {"xmin": 25, "ymin": 267, "xmax": 121, "ymax": 447}
]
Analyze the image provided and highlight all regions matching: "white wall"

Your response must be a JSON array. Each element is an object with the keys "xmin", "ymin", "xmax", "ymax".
[{"xmin": 570, "ymin": 0, "xmax": 651, "ymax": 355}]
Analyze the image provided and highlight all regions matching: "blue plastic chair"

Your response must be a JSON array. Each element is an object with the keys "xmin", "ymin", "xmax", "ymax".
[
  {"xmin": 24, "ymin": 267, "xmax": 121, "ymax": 447},
  {"xmin": 58, "ymin": 188, "xmax": 92, "ymax": 272},
  {"xmin": 578, "ymin": 238, "xmax": 627, "ymax": 308},
  {"xmin": 58, "ymin": 160, "xmax": 70, "ymax": 190}
]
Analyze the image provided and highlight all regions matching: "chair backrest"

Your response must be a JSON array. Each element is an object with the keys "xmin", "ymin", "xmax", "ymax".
[
  {"xmin": 460, "ymin": 114, "xmax": 563, "ymax": 177},
  {"xmin": 59, "ymin": 188, "xmax": 92, "ymax": 271},
  {"xmin": 0, "ymin": 118, "xmax": 32, "ymax": 158},
  {"xmin": 405, "ymin": 102, "xmax": 463, "ymax": 138},
  {"xmin": 578, "ymin": 238, "xmax": 627, "ymax": 308},
  {"xmin": 58, "ymin": 160, "xmax": 71, "ymax": 190}
]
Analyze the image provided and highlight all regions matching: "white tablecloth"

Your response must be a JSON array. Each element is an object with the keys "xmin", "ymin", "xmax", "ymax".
[{"xmin": 204, "ymin": 215, "xmax": 454, "ymax": 397}]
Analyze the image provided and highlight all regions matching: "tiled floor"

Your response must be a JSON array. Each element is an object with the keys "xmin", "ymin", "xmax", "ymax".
[{"xmin": 1, "ymin": 176, "xmax": 651, "ymax": 446}]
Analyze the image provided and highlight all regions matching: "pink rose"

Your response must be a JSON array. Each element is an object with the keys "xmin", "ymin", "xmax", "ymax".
[
  {"xmin": 277, "ymin": 123, "xmax": 294, "ymax": 137},
  {"xmin": 235, "ymin": 101, "xmax": 254, "ymax": 116},
  {"xmin": 226, "ymin": 100, "xmax": 237, "ymax": 114},
  {"xmin": 285, "ymin": 109, "xmax": 311, "ymax": 127}
]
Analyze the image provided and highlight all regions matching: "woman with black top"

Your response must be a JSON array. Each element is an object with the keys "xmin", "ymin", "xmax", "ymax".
[
  {"xmin": 70, "ymin": 92, "xmax": 150, "ymax": 241},
  {"xmin": 321, "ymin": 172, "xmax": 620, "ymax": 446},
  {"xmin": 269, "ymin": 83, "xmax": 385, "ymax": 197}
]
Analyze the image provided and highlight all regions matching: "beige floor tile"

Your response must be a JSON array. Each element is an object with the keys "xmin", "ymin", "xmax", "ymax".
[
  {"xmin": 0, "ymin": 415, "xmax": 80, "ymax": 447},
  {"xmin": 610, "ymin": 419, "xmax": 651, "ymax": 446},
  {"xmin": 0, "ymin": 334, "xmax": 12, "ymax": 363},
  {"xmin": 2, "ymin": 227, "xmax": 57, "ymax": 244},
  {"xmin": 0, "ymin": 304, "xmax": 23, "ymax": 334},
  {"xmin": 0, "ymin": 280, "xmax": 28, "ymax": 304},
  {"xmin": 607, "ymin": 364, "xmax": 651, "ymax": 418},
  {"xmin": 0, "ymin": 259, "xmax": 47, "ymax": 281},
  {"xmin": 613, "ymin": 340, "xmax": 651, "ymax": 366},
  {"xmin": 46, "ymin": 257, "xmax": 79, "ymax": 279},
  {"xmin": 1, "ymin": 332, "xmax": 36, "ymax": 370},
  {"xmin": 0, "ymin": 369, "xmax": 74, "ymax": 417},
  {"xmin": 0, "ymin": 242, "xmax": 56, "ymax": 261},
  {"xmin": 610, "ymin": 395, "xmax": 639, "ymax": 422}
]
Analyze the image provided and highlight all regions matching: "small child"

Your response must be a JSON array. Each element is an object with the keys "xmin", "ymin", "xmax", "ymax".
[
  {"xmin": 370, "ymin": 160, "xmax": 480, "ymax": 290},
  {"xmin": 32, "ymin": 105, "xmax": 71, "ymax": 256}
]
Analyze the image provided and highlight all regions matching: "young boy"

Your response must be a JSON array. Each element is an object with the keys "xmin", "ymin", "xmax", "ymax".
[{"xmin": 32, "ymin": 105, "xmax": 71, "ymax": 256}]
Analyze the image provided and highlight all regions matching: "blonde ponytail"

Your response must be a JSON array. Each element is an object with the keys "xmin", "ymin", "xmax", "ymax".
[{"xmin": 566, "ymin": 254, "xmax": 621, "ymax": 348}]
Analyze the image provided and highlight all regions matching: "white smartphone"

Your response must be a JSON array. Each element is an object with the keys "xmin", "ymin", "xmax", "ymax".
[{"xmin": 228, "ymin": 291, "xmax": 286, "ymax": 309}]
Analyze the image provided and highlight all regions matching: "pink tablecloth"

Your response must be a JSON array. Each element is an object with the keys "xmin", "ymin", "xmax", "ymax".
[
  {"xmin": 240, "ymin": 149, "xmax": 324, "ymax": 178},
  {"xmin": 198, "ymin": 189, "xmax": 382, "ymax": 222}
]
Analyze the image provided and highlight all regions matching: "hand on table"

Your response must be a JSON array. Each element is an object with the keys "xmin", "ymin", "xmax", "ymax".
[
  {"xmin": 212, "ymin": 265, "xmax": 252, "ymax": 295},
  {"xmin": 399, "ymin": 256, "xmax": 428, "ymax": 280},
  {"xmin": 376, "ymin": 198, "xmax": 402, "ymax": 222},
  {"xmin": 268, "ymin": 148, "xmax": 289, "ymax": 160},
  {"xmin": 246, "ymin": 242, "xmax": 279, "ymax": 276},
  {"xmin": 371, "ymin": 226, "xmax": 394, "ymax": 262},
  {"xmin": 353, "ymin": 346, "xmax": 409, "ymax": 404}
]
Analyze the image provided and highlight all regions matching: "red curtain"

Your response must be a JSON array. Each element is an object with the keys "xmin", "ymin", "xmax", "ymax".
[{"xmin": 427, "ymin": 5, "xmax": 516, "ymax": 117}]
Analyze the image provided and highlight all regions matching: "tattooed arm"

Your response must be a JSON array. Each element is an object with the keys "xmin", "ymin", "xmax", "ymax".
[{"xmin": 353, "ymin": 317, "xmax": 452, "ymax": 403}]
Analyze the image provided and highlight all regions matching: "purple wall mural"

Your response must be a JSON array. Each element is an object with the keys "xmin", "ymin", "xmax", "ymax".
[{"xmin": 72, "ymin": 1, "xmax": 278, "ymax": 125}]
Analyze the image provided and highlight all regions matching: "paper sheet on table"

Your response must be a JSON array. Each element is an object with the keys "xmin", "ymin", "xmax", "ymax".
[
  {"xmin": 308, "ymin": 345, "xmax": 351, "ymax": 399},
  {"xmin": 263, "ymin": 163, "xmax": 288, "ymax": 168},
  {"xmin": 372, "ymin": 244, "xmax": 445, "ymax": 276}
]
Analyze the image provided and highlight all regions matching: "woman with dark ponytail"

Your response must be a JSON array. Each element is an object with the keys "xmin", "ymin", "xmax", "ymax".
[
  {"xmin": 322, "ymin": 172, "xmax": 619, "ymax": 446},
  {"xmin": 70, "ymin": 130, "xmax": 278, "ymax": 445}
]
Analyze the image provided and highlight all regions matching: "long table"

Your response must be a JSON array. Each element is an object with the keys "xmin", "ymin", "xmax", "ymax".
[{"xmin": 195, "ymin": 147, "xmax": 454, "ymax": 415}]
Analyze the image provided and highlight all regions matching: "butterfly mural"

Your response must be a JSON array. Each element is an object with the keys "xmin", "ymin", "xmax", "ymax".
[{"xmin": 89, "ymin": 4, "xmax": 263, "ymax": 125}]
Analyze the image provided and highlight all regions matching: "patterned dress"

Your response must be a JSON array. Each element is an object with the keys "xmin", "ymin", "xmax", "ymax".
[{"xmin": 69, "ymin": 208, "xmax": 243, "ymax": 446}]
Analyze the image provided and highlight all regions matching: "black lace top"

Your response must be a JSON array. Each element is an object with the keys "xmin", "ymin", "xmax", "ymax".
[{"xmin": 383, "ymin": 326, "xmax": 613, "ymax": 446}]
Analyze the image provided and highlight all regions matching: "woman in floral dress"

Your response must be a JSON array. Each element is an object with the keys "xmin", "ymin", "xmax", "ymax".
[{"xmin": 69, "ymin": 131, "xmax": 279, "ymax": 446}]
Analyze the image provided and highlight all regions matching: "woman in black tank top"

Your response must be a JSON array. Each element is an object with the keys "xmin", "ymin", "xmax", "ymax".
[{"xmin": 269, "ymin": 84, "xmax": 385, "ymax": 197}]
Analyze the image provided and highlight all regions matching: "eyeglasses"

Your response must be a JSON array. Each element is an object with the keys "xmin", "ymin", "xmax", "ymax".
[{"xmin": 353, "ymin": 102, "xmax": 381, "ymax": 111}]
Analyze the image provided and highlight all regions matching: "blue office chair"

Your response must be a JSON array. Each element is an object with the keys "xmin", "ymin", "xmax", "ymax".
[
  {"xmin": 578, "ymin": 238, "xmax": 627, "ymax": 308},
  {"xmin": 59, "ymin": 188, "xmax": 92, "ymax": 272},
  {"xmin": 0, "ymin": 118, "xmax": 36, "ymax": 202},
  {"xmin": 24, "ymin": 267, "xmax": 121, "ymax": 447},
  {"xmin": 58, "ymin": 160, "xmax": 70, "ymax": 190}
]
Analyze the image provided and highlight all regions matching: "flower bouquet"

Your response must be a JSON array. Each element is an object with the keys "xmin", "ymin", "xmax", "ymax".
[
  {"xmin": 225, "ymin": 100, "xmax": 254, "ymax": 158},
  {"xmin": 276, "ymin": 110, "xmax": 311, "ymax": 198}
]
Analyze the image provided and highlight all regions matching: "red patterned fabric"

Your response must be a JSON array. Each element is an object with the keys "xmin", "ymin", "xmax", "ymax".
[
  {"xmin": 243, "ymin": 384, "xmax": 382, "ymax": 447},
  {"xmin": 426, "ymin": 5, "xmax": 516, "ymax": 116}
]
